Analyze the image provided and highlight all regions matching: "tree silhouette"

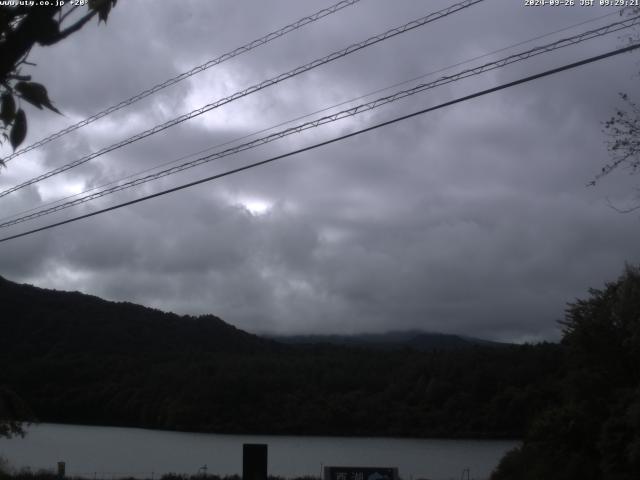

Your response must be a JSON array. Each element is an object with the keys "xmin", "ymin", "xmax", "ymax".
[
  {"xmin": 0, "ymin": 0, "xmax": 117, "ymax": 163},
  {"xmin": 591, "ymin": 8, "xmax": 640, "ymax": 212},
  {"xmin": 492, "ymin": 264, "xmax": 640, "ymax": 480},
  {"xmin": 0, "ymin": 386, "xmax": 33, "ymax": 439},
  {"xmin": 0, "ymin": 0, "xmax": 117, "ymax": 439}
]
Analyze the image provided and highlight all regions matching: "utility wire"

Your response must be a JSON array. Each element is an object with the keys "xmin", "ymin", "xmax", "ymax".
[
  {"xmin": 1, "ymin": 0, "xmax": 362, "ymax": 163},
  {"xmin": 1, "ymin": 14, "xmax": 637, "ymax": 230},
  {"xmin": 1, "ymin": 43, "xmax": 637, "ymax": 245},
  {"xmin": 0, "ymin": 8, "xmax": 620, "ymax": 225},
  {"xmin": 0, "ymin": 0, "xmax": 484, "ymax": 198}
]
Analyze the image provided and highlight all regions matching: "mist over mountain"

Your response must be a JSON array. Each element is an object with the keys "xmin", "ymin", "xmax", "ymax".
[
  {"xmin": 270, "ymin": 330, "xmax": 511, "ymax": 350},
  {"xmin": 1, "ymin": 275, "xmax": 508, "ymax": 351}
]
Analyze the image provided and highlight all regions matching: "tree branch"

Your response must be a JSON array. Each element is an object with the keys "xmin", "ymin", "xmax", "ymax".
[
  {"xmin": 48, "ymin": 8, "xmax": 97, "ymax": 43},
  {"xmin": 605, "ymin": 196, "xmax": 640, "ymax": 214},
  {"xmin": 0, "ymin": 7, "xmax": 59, "ymax": 79},
  {"xmin": 6, "ymin": 74, "xmax": 31, "ymax": 81},
  {"xmin": 59, "ymin": 4, "xmax": 80, "ymax": 23}
]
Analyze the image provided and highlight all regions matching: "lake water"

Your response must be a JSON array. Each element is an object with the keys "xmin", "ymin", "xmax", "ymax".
[{"xmin": 0, "ymin": 424, "xmax": 518, "ymax": 480}]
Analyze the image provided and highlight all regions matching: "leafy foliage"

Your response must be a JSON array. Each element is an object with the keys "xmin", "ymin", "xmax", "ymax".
[
  {"xmin": 0, "ymin": 1, "xmax": 117, "ymax": 162},
  {"xmin": 492, "ymin": 265, "xmax": 640, "ymax": 480},
  {"xmin": 591, "ymin": 7, "xmax": 640, "ymax": 210},
  {"xmin": 0, "ymin": 456, "xmax": 10, "ymax": 480},
  {"xmin": 0, "ymin": 472, "xmax": 317, "ymax": 480},
  {"xmin": 8, "ymin": 109, "xmax": 25, "ymax": 150},
  {"xmin": 0, "ymin": 386, "xmax": 32, "ymax": 438},
  {"xmin": 593, "ymin": 93, "xmax": 640, "ymax": 205},
  {"xmin": 14, "ymin": 82, "xmax": 60, "ymax": 113}
]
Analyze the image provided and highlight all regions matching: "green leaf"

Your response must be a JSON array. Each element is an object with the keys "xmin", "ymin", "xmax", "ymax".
[
  {"xmin": 10, "ymin": 109, "xmax": 27, "ymax": 151},
  {"xmin": 0, "ymin": 93, "xmax": 16, "ymax": 125},
  {"xmin": 15, "ymin": 81, "xmax": 61, "ymax": 114}
]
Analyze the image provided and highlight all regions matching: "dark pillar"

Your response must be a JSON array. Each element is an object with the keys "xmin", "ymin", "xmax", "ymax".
[
  {"xmin": 57, "ymin": 462, "xmax": 66, "ymax": 479},
  {"xmin": 242, "ymin": 444, "xmax": 267, "ymax": 480}
]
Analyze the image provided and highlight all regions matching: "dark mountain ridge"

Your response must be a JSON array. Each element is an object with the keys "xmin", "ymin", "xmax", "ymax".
[
  {"xmin": 1, "ymin": 275, "xmax": 507, "ymax": 352},
  {"xmin": 0, "ymin": 275, "xmax": 272, "ymax": 355}
]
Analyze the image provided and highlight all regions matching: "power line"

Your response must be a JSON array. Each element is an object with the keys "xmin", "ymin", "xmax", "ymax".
[
  {"xmin": 2, "ymin": 14, "xmax": 637, "ymax": 229},
  {"xmin": 1, "ymin": 0, "xmax": 362, "ymax": 163},
  {"xmin": 1, "ymin": 43, "xmax": 637, "ymax": 245},
  {"xmin": 0, "ymin": 8, "xmax": 621, "ymax": 225},
  {"xmin": 0, "ymin": 0, "xmax": 485, "ymax": 198}
]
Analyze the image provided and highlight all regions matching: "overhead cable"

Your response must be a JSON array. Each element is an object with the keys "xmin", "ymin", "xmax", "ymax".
[
  {"xmin": 1, "ymin": 15, "xmax": 637, "ymax": 229},
  {"xmin": 0, "ymin": 8, "xmax": 620, "ymax": 224},
  {"xmin": 1, "ymin": 43, "xmax": 637, "ymax": 244},
  {"xmin": 0, "ymin": 0, "xmax": 485, "ymax": 198},
  {"xmin": 1, "ymin": 0, "xmax": 362, "ymax": 163}
]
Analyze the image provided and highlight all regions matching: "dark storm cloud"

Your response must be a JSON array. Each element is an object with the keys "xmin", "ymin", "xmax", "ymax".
[{"xmin": 1, "ymin": 0, "xmax": 639, "ymax": 342}]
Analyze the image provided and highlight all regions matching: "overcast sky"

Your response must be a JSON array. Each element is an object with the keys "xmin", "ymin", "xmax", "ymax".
[{"xmin": 1, "ymin": 0, "xmax": 639, "ymax": 342}]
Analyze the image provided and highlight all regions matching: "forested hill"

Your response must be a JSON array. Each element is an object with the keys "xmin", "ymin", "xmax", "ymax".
[
  {"xmin": 0, "ymin": 275, "xmax": 562, "ymax": 439},
  {"xmin": 0, "ymin": 275, "xmax": 272, "ymax": 354},
  {"xmin": 0, "ymin": 275, "xmax": 506, "ymax": 354}
]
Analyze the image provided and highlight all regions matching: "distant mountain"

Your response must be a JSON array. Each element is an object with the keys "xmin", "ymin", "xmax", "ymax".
[
  {"xmin": 0, "ymin": 275, "xmax": 272, "ymax": 355},
  {"xmin": 269, "ymin": 330, "xmax": 510, "ymax": 350}
]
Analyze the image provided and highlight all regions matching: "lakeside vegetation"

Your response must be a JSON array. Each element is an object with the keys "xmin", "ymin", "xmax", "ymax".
[
  {"xmin": 0, "ymin": 468, "xmax": 318, "ymax": 480},
  {"xmin": 491, "ymin": 265, "xmax": 640, "ymax": 479},
  {"xmin": 2, "ymin": 343, "xmax": 561, "ymax": 438}
]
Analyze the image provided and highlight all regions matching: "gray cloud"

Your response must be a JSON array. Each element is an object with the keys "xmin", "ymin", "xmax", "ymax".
[{"xmin": 1, "ymin": 0, "xmax": 639, "ymax": 343}]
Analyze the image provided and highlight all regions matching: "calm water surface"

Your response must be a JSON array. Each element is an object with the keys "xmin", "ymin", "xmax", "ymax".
[{"xmin": 0, "ymin": 424, "xmax": 517, "ymax": 480}]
